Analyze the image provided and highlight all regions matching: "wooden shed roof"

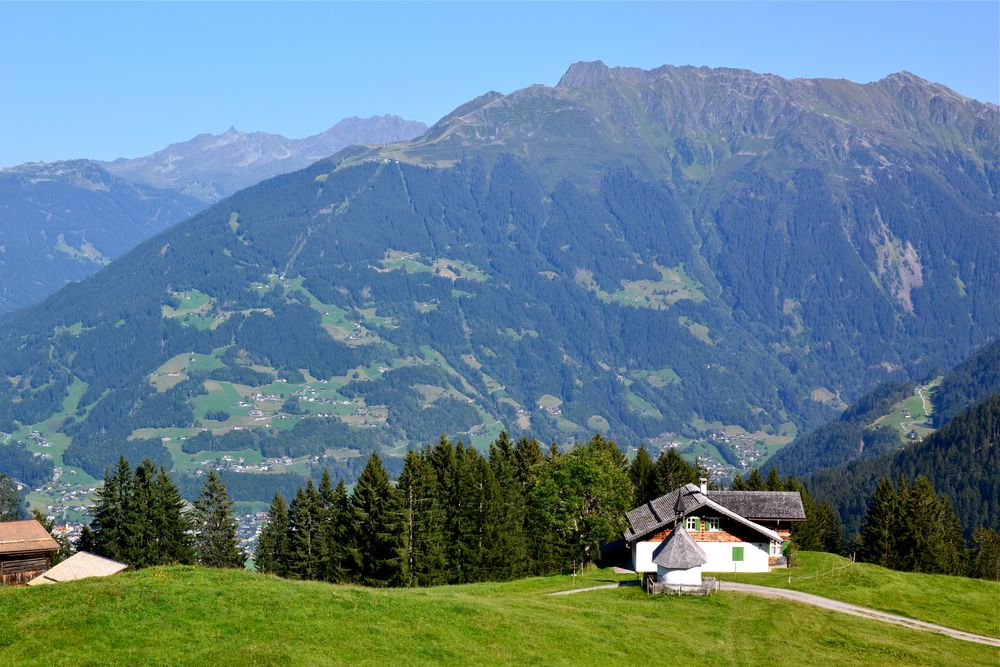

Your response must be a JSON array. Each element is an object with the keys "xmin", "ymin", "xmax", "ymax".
[{"xmin": 0, "ymin": 520, "xmax": 60, "ymax": 555}]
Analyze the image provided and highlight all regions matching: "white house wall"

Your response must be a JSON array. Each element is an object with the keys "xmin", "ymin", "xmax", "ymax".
[
  {"xmin": 658, "ymin": 565, "xmax": 703, "ymax": 586},
  {"xmin": 632, "ymin": 541, "xmax": 660, "ymax": 573},
  {"xmin": 700, "ymin": 541, "xmax": 769, "ymax": 573}
]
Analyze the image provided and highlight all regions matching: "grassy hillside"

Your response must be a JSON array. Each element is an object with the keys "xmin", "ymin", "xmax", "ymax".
[
  {"xmin": 0, "ymin": 563, "xmax": 996, "ymax": 666},
  {"xmin": 718, "ymin": 551, "xmax": 1000, "ymax": 638}
]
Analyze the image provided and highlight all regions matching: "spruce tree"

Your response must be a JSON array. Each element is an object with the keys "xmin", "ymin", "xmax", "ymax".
[
  {"xmin": 193, "ymin": 471, "xmax": 244, "ymax": 568},
  {"xmin": 91, "ymin": 457, "xmax": 134, "ymax": 561},
  {"xmin": 0, "ymin": 473, "xmax": 24, "ymax": 521},
  {"xmin": 513, "ymin": 436, "xmax": 543, "ymax": 489},
  {"xmin": 489, "ymin": 435, "xmax": 529, "ymax": 579},
  {"xmin": 628, "ymin": 446, "xmax": 657, "ymax": 505},
  {"xmin": 152, "ymin": 466, "xmax": 194, "ymax": 565},
  {"xmin": 429, "ymin": 436, "xmax": 461, "ymax": 579},
  {"xmin": 256, "ymin": 493, "xmax": 290, "ymax": 576},
  {"xmin": 286, "ymin": 481, "xmax": 322, "ymax": 580},
  {"xmin": 397, "ymin": 450, "xmax": 448, "ymax": 586},
  {"xmin": 858, "ymin": 477, "xmax": 898, "ymax": 567},
  {"xmin": 970, "ymin": 527, "xmax": 1000, "ymax": 581},
  {"xmin": 653, "ymin": 449, "xmax": 698, "ymax": 496},
  {"xmin": 746, "ymin": 468, "xmax": 766, "ymax": 491},
  {"xmin": 332, "ymin": 479, "xmax": 361, "ymax": 582},
  {"xmin": 352, "ymin": 453, "xmax": 404, "ymax": 587}
]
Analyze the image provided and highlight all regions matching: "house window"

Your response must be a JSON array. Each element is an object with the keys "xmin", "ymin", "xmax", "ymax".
[
  {"xmin": 706, "ymin": 517, "xmax": 720, "ymax": 532},
  {"xmin": 732, "ymin": 546, "xmax": 744, "ymax": 562},
  {"xmin": 685, "ymin": 516, "xmax": 700, "ymax": 531}
]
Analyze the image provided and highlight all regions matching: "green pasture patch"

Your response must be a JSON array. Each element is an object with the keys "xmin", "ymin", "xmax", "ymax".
[
  {"xmin": 630, "ymin": 367, "xmax": 680, "ymax": 388},
  {"xmin": 578, "ymin": 264, "xmax": 707, "ymax": 310},
  {"xmin": 626, "ymin": 392, "xmax": 663, "ymax": 419},
  {"xmin": 678, "ymin": 316, "xmax": 714, "ymax": 344},
  {"xmin": 586, "ymin": 415, "xmax": 610, "ymax": 432},
  {"xmin": 872, "ymin": 376, "xmax": 941, "ymax": 443}
]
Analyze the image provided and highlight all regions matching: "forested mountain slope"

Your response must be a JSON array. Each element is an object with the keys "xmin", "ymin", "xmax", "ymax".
[
  {"xmin": 810, "ymin": 393, "xmax": 999, "ymax": 538},
  {"xmin": 0, "ymin": 117, "xmax": 426, "ymax": 315},
  {"xmin": 770, "ymin": 339, "xmax": 1000, "ymax": 478},
  {"xmin": 0, "ymin": 160, "xmax": 202, "ymax": 313},
  {"xmin": 0, "ymin": 62, "xmax": 997, "ymax": 500}
]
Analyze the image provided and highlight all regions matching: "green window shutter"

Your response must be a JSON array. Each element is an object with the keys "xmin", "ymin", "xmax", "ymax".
[{"xmin": 732, "ymin": 546, "xmax": 744, "ymax": 562}]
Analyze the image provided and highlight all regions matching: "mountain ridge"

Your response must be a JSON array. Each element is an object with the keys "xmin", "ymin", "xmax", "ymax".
[
  {"xmin": 103, "ymin": 114, "xmax": 428, "ymax": 202},
  {"xmin": 0, "ymin": 61, "xmax": 996, "ymax": 505}
]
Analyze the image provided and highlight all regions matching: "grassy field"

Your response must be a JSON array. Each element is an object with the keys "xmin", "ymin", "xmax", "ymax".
[
  {"xmin": 0, "ymin": 564, "xmax": 994, "ymax": 666},
  {"xmin": 718, "ymin": 552, "xmax": 1000, "ymax": 638}
]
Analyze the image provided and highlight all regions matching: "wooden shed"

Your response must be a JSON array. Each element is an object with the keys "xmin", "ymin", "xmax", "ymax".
[{"xmin": 0, "ymin": 519, "xmax": 60, "ymax": 586}]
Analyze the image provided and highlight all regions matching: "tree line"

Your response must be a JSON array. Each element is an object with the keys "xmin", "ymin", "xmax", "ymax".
[
  {"xmin": 858, "ymin": 475, "xmax": 999, "ymax": 580},
  {"xmin": 254, "ymin": 432, "xmax": 634, "ymax": 587},
  {"xmin": 79, "ymin": 458, "xmax": 244, "ymax": 570}
]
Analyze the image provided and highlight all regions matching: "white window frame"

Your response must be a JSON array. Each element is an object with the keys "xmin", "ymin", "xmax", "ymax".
[
  {"xmin": 685, "ymin": 516, "xmax": 700, "ymax": 531},
  {"xmin": 706, "ymin": 517, "xmax": 720, "ymax": 532}
]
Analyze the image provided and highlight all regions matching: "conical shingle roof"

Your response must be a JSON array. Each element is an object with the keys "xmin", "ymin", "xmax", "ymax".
[{"xmin": 651, "ymin": 526, "xmax": 707, "ymax": 570}]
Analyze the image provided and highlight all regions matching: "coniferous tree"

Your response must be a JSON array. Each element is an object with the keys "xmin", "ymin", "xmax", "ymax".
[
  {"xmin": 429, "ymin": 436, "xmax": 461, "ymax": 579},
  {"xmin": 765, "ymin": 467, "xmax": 783, "ymax": 491},
  {"xmin": 256, "ymin": 493, "xmax": 290, "ymax": 576},
  {"xmin": 331, "ymin": 479, "xmax": 361, "ymax": 582},
  {"xmin": 729, "ymin": 474, "xmax": 749, "ymax": 491},
  {"xmin": 286, "ymin": 481, "xmax": 322, "ymax": 580},
  {"xmin": 152, "ymin": 466, "xmax": 194, "ymax": 565},
  {"xmin": 970, "ymin": 527, "xmax": 1000, "ymax": 581},
  {"xmin": 398, "ymin": 449, "xmax": 448, "ymax": 586},
  {"xmin": 513, "ymin": 436, "xmax": 543, "ymax": 489},
  {"xmin": 0, "ymin": 473, "xmax": 24, "ymax": 521},
  {"xmin": 858, "ymin": 477, "xmax": 898, "ymax": 567},
  {"xmin": 653, "ymin": 449, "xmax": 699, "ymax": 496},
  {"xmin": 76, "ymin": 524, "xmax": 96, "ymax": 554},
  {"xmin": 746, "ymin": 468, "xmax": 766, "ymax": 491},
  {"xmin": 489, "ymin": 433, "xmax": 529, "ymax": 579},
  {"xmin": 905, "ymin": 476, "xmax": 964, "ymax": 575},
  {"xmin": 193, "ymin": 471, "xmax": 244, "ymax": 568},
  {"xmin": 91, "ymin": 457, "xmax": 134, "ymax": 561},
  {"xmin": 352, "ymin": 453, "xmax": 404, "ymax": 587},
  {"xmin": 460, "ymin": 446, "xmax": 502, "ymax": 581},
  {"xmin": 629, "ymin": 445, "xmax": 658, "ymax": 505}
]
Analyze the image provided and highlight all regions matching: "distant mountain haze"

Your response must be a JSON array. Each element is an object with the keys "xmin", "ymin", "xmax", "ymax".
[
  {"xmin": 0, "ymin": 160, "xmax": 203, "ymax": 313},
  {"xmin": 0, "ymin": 115, "xmax": 428, "ymax": 313},
  {"xmin": 103, "ymin": 115, "xmax": 429, "ymax": 202},
  {"xmin": 0, "ymin": 62, "xmax": 995, "ymax": 493}
]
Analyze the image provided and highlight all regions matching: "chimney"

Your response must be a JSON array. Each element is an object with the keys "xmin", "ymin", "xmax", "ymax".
[{"xmin": 700, "ymin": 478, "xmax": 708, "ymax": 495}]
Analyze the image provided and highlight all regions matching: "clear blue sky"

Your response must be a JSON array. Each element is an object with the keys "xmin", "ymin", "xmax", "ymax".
[{"xmin": 1, "ymin": 1, "xmax": 997, "ymax": 168}]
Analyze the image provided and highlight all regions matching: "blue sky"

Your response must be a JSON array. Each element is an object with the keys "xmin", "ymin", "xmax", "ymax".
[{"xmin": 1, "ymin": 1, "xmax": 997, "ymax": 168}]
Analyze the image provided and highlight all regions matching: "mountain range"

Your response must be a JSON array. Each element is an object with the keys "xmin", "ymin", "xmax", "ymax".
[
  {"xmin": 103, "ymin": 115, "xmax": 428, "ymax": 202},
  {"xmin": 0, "ymin": 61, "xmax": 996, "ymax": 507},
  {"xmin": 0, "ymin": 116, "xmax": 428, "ymax": 313}
]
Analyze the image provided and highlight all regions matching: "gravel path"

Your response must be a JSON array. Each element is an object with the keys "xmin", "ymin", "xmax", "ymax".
[{"xmin": 719, "ymin": 582, "xmax": 1000, "ymax": 647}]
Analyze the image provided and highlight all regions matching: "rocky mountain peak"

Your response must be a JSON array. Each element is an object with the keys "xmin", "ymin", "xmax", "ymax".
[{"xmin": 557, "ymin": 60, "xmax": 612, "ymax": 88}]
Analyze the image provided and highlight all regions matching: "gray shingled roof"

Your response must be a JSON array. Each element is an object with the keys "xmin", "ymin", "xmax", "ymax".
[
  {"xmin": 624, "ymin": 483, "xmax": 705, "ymax": 541},
  {"xmin": 708, "ymin": 491, "xmax": 806, "ymax": 521},
  {"xmin": 651, "ymin": 527, "xmax": 707, "ymax": 569},
  {"xmin": 624, "ymin": 485, "xmax": 796, "ymax": 543}
]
